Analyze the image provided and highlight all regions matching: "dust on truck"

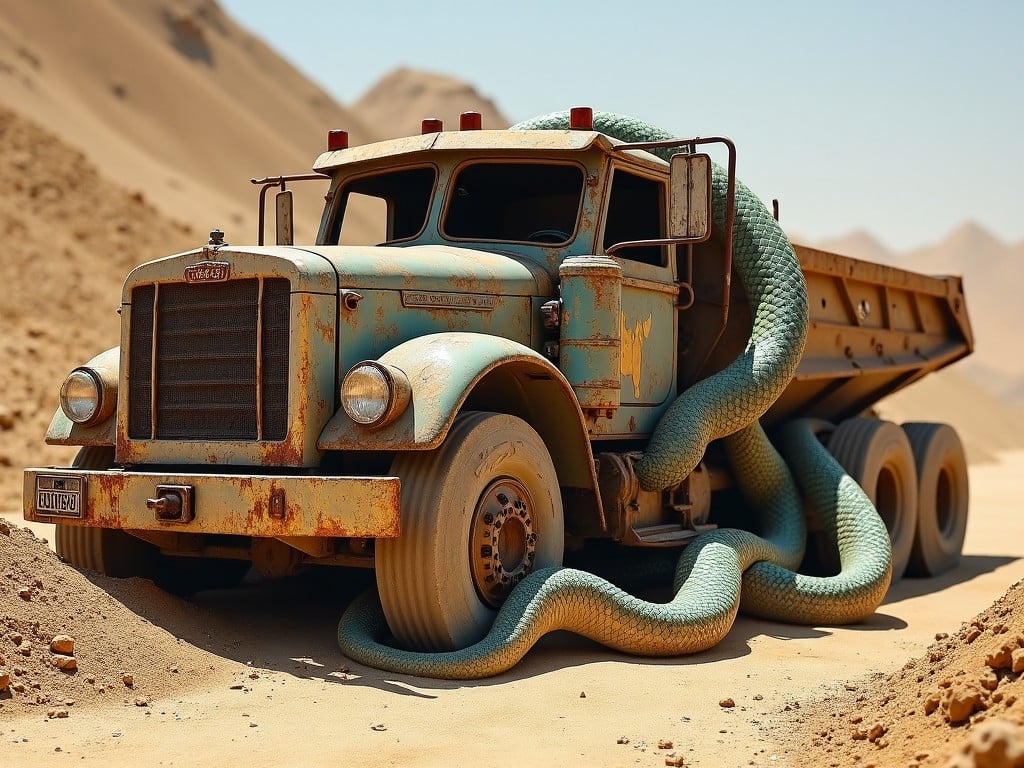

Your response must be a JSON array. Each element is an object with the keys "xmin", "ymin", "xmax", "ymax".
[{"xmin": 24, "ymin": 107, "xmax": 973, "ymax": 652}]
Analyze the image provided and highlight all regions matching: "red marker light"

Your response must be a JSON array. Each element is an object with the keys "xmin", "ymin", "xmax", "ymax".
[
  {"xmin": 422, "ymin": 118, "xmax": 443, "ymax": 134},
  {"xmin": 327, "ymin": 129, "xmax": 349, "ymax": 151},
  {"xmin": 460, "ymin": 111, "xmax": 482, "ymax": 130},
  {"xmin": 569, "ymin": 107, "xmax": 593, "ymax": 131}
]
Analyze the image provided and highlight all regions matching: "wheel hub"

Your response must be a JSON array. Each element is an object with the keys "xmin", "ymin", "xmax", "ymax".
[{"xmin": 469, "ymin": 477, "xmax": 538, "ymax": 608}]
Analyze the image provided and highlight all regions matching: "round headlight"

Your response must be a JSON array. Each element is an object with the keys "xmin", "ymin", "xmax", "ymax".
[
  {"xmin": 60, "ymin": 369, "xmax": 102, "ymax": 424},
  {"xmin": 340, "ymin": 362, "xmax": 411, "ymax": 427}
]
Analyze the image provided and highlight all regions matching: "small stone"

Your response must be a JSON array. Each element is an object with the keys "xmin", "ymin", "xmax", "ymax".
[
  {"xmin": 867, "ymin": 724, "xmax": 887, "ymax": 743},
  {"xmin": 850, "ymin": 715, "xmax": 863, "ymax": 724},
  {"xmin": 0, "ymin": 521, "xmax": 9, "ymax": 536},
  {"xmin": 966, "ymin": 628, "xmax": 982, "ymax": 644},
  {"xmin": 946, "ymin": 683, "xmax": 986, "ymax": 724},
  {"xmin": 752, "ymin": 694, "xmax": 763, "ymax": 701},
  {"xmin": 18, "ymin": 587, "xmax": 31, "ymax": 601},
  {"xmin": 979, "ymin": 672, "xmax": 998, "ymax": 691},
  {"xmin": 56, "ymin": 709, "xmax": 69, "ymax": 719},
  {"xmin": 49, "ymin": 636, "xmax": 74, "ymax": 655},
  {"xmin": 249, "ymin": 722, "xmax": 257, "ymax": 728},
  {"xmin": 851, "ymin": 729, "xmax": 868, "ymax": 741},
  {"xmin": 85, "ymin": 675, "xmax": 96, "ymax": 684},
  {"xmin": 371, "ymin": 723, "xmax": 387, "ymax": 731},
  {"xmin": 985, "ymin": 644, "xmax": 1015, "ymax": 671},
  {"xmin": 658, "ymin": 740, "xmax": 674, "ymax": 749},
  {"xmin": 18, "ymin": 643, "xmax": 31, "ymax": 657},
  {"xmin": 616, "ymin": 736, "xmax": 630, "ymax": 745},
  {"xmin": 1013, "ymin": 648, "xmax": 1024, "ymax": 674},
  {"xmin": 935, "ymin": 632, "xmax": 948, "ymax": 641},
  {"xmin": 719, "ymin": 698, "xmax": 735, "ymax": 708},
  {"xmin": 924, "ymin": 694, "xmax": 942, "ymax": 716},
  {"xmin": 12, "ymin": 682, "xmax": 26, "ymax": 693},
  {"xmin": 51, "ymin": 655, "xmax": 77, "ymax": 671},
  {"xmin": 9, "ymin": 632, "xmax": 23, "ymax": 645},
  {"xmin": 579, "ymin": 691, "xmax": 586, "ymax": 698},
  {"xmin": 134, "ymin": 697, "xmax": 148, "ymax": 707},
  {"xmin": 665, "ymin": 757, "xmax": 686, "ymax": 767},
  {"xmin": 122, "ymin": 673, "xmax": 134, "ymax": 687},
  {"xmin": 0, "ymin": 672, "xmax": 9, "ymax": 691}
]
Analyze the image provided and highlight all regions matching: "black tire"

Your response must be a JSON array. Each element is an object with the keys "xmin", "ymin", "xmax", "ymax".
[
  {"xmin": 826, "ymin": 418, "xmax": 918, "ymax": 582},
  {"xmin": 376, "ymin": 412, "xmax": 564, "ymax": 652},
  {"xmin": 56, "ymin": 446, "xmax": 250, "ymax": 594},
  {"xmin": 902, "ymin": 422, "xmax": 969, "ymax": 577},
  {"xmin": 55, "ymin": 447, "xmax": 157, "ymax": 578}
]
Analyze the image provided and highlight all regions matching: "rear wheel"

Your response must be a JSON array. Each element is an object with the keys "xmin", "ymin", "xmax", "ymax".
[
  {"xmin": 376, "ymin": 412, "xmax": 564, "ymax": 651},
  {"xmin": 826, "ymin": 418, "xmax": 918, "ymax": 581},
  {"xmin": 902, "ymin": 422, "xmax": 969, "ymax": 577}
]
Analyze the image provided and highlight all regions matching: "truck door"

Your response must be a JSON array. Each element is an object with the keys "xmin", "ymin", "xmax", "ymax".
[{"xmin": 599, "ymin": 165, "xmax": 677, "ymax": 435}]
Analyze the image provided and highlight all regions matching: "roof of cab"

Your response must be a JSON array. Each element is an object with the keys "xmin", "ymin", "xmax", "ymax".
[{"xmin": 312, "ymin": 129, "xmax": 667, "ymax": 173}]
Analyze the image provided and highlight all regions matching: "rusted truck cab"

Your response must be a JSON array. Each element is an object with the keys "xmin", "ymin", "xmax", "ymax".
[{"xmin": 24, "ymin": 110, "xmax": 972, "ymax": 652}]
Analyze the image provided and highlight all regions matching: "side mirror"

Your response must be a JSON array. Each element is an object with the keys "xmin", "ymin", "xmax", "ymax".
[
  {"xmin": 669, "ymin": 153, "xmax": 712, "ymax": 242},
  {"xmin": 275, "ymin": 189, "xmax": 294, "ymax": 246}
]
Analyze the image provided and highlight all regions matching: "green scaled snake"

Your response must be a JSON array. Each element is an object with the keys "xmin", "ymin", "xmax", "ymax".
[{"xmin": 337, "ymin": 111, "xmax": 893, "ymax": 679}]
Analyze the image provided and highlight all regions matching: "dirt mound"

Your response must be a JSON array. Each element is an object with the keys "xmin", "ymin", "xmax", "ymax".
[
  {"xmin": 0, "ymin": 520, "xmax": 234, "ymax": 719},
  {"xmin": 786, "ymin": 580, "xmax": 1024, "ymax": 767},
  {"xmin": 0, "ymin": 106, "xmax": 197, "ymax": 512}
]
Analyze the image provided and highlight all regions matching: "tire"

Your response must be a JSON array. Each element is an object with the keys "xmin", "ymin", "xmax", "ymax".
[
  {"xmin": 55, "ymin": 447, "xmax": 157, "ymax": 578},
  {"xmin": 376, "ymin": 412, "xmax": 564, "ymax": 652},
  {"xmin": 902, "ymin": 423, "xmax": 969, "ymax": 577},
  {"xmin": 826, "ymin": 418, "xmax": 918, "ymax": 581},
  {"xmin": 56, "ymin": 447, "xmax": 250, "ymax": 593}
]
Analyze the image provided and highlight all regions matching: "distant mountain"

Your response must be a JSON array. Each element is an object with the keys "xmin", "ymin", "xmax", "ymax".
[
  {"xmin": 815, "ymin": 229, "xmax": 896, "ymax": 265},
  {"xmin": 353, "ymin": 67, "xmax": 510, "ymax": 139},
  {"xmin": 0, "ymin": 0, "xmax": 373, "ymax": 241}
]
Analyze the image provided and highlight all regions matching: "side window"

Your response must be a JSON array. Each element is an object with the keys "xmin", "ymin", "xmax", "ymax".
[
  {"xmin": 603, "ymin": 169, "xmax": 666, "ymax": 266},
  {"xmin": 328, "ymin": 166, "xmax": 436, "ymax": 245}
]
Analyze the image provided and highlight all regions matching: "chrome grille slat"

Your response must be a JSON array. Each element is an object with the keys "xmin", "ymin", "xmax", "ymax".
[{"xmin": 128, "ymin": 278, "xmax": 290, "ymax": 441}]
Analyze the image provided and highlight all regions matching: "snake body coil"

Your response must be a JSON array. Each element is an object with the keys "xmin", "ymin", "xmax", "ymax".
[{"xmin": 337, "ymin": 112, "xmax": 892, "ymax": 679}]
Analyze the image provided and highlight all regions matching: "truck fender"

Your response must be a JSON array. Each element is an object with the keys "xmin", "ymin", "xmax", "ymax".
[
  {"xmin": 318, "ymin": 332, "xmax": 601, "ymax": 501},
  {"xmin": 44, "ymin": 347, "xmax": 119, "ymax": 447}
]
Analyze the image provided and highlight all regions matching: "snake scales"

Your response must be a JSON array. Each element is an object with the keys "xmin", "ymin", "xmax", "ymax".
[{"xmin": 337, "ymin": 112, "xmax": 892, "ymax": 679}]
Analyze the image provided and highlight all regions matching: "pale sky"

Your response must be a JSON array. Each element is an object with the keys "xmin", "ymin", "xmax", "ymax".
[{"xmin": 220, "ymin": 0, "xmax": 1023, "ymax": 252}]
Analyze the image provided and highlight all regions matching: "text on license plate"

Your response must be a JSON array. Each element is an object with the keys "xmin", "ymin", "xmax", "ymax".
[{"xmin": 35, "ymin": 475, "xmax": 85, "ymax": 518}]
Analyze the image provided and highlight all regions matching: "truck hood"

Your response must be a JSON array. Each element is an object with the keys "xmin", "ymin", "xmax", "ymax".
[
  {"xmin": 125, "ymin": 243, "xmax": 553, "ymax": 298},
  {"xmin": 291, "ymin": 243, "xmax": 554, "ymax": 296}
]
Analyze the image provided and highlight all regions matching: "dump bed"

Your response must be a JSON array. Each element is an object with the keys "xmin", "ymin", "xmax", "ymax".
[{"xmin": 763, "ymin": 244, "xmax": 973, "ymax": 426}]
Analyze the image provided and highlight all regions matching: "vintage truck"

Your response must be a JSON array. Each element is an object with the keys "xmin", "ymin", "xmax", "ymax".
[{"xmin": 24, "ymin": 108, "xmax": 972, "ymax": 653}]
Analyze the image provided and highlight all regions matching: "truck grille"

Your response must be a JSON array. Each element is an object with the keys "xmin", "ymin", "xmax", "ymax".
[{"xmin": 128, "ymin": 278, "xmax": 290, "ymax": 441}]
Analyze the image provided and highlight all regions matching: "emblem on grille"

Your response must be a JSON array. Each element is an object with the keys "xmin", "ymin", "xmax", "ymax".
[{"xmin": 184, "ymin": 261, "xmax": 231, "ymax": 283}]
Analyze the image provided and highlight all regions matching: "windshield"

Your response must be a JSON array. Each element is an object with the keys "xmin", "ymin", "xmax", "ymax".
[{"xmin": 443, "ymin": 162, "xmax": 584, "ymax": 244}]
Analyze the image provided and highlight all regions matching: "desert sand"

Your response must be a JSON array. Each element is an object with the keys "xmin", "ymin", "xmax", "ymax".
[
  {"xmin": 2, "ymin": 2, "xmax": 1024, "ymax": 766},
  {"xmin": 2, "ymin": 452, "xmax": 1024, "ymax": 767}
]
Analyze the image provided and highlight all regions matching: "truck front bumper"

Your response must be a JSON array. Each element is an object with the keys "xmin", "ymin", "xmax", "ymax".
[{"xmin": 23, "ymin": 467, "xmax": 401, "ymax": 538}]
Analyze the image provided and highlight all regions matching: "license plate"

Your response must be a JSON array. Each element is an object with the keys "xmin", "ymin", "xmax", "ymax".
[{"xmin": 35, "ymin": 475, "xmax": 86, "ymax": 518}]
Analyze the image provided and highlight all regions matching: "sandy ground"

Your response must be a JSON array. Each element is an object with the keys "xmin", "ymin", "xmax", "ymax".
[{"xmin": 3, "ymin": 452, "xmax": 1023, "ymax": 768}]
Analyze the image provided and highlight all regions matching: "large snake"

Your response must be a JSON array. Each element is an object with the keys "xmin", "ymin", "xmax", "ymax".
[{"xmin": 337, "ymin": 112, "xmax": 892, "ymax": 679}]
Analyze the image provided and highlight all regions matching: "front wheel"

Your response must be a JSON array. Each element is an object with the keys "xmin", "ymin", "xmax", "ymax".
[
  {"xmin": 376, "ymin": 412, "xmax": 564, "ymax": 652},
  {"xmin": 55, "ymin": 447, "xmax": 157, "ymax": 578}
]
